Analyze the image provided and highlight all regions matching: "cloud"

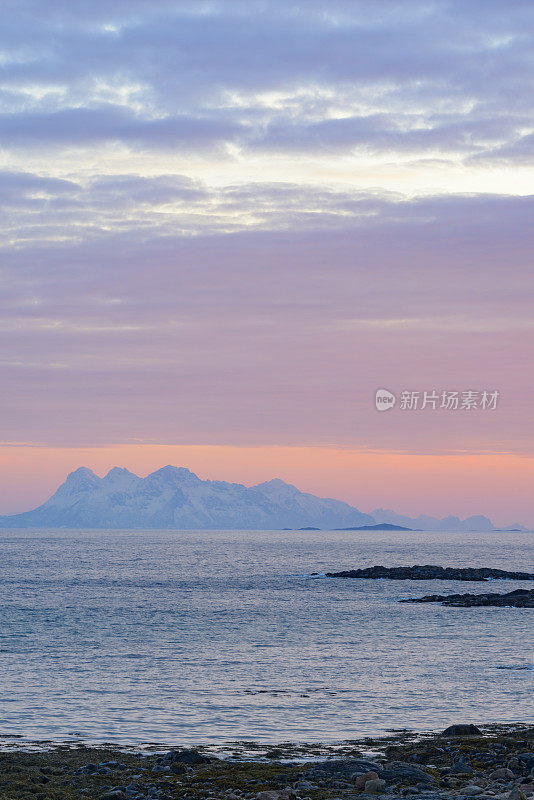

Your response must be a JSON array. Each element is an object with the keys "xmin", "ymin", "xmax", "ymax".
[
  {"xmin": 0, "ymin": 171, "xmax": 78, "ymax": 207},
  {"xmin": 0, "ymin": 107, "xmax": 243, "ymax": 149},
  {"xmin": 0, "ymin": 1, "xmax": 533, "ymax": 456},
  {"xmin": 2, "ymin": 180, "xmax": 532, "ymax": 335},
  {"xmin": 0, "ymin": 0, "xmax": 533, "ymax": 162}
]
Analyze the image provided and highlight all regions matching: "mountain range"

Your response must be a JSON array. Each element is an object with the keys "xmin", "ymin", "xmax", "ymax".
[{"xmin": 0, "ymin": 466, "xmax": 527, "ymax": 531}]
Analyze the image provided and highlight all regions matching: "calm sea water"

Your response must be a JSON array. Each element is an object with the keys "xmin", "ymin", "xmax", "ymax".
[{"xmin": 0, "ymin": 529, "xmax": 532, "ymax": 747}]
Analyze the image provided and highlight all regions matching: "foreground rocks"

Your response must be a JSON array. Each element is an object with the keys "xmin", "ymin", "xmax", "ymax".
[
  {"xmin": 0, "ymin": 724, "xmax": 533, "ymax": 800},
  {"xmin": 400, "ymin": 589, "xmax": 534, "ymax": 608},
  {"xmin": 325, "ymin": 566, "xmax": 534, "ymax": 581}
]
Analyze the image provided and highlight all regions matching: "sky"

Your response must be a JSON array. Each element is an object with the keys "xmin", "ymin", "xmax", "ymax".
[{"xmin": 1, "ymin": 0, "xmax": 533, "ymax": 525}]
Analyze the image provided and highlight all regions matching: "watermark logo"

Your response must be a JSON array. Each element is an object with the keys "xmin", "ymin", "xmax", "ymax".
[
  {"xmin": 375, "ymin": 388, "xmax": 397, "ymax": 411},
  {"xmin": 374, "ymin": 389, "xmax": 499, "ymax": 411}
]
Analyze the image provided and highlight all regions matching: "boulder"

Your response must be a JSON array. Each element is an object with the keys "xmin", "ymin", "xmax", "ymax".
[
  {"xmin": 354, "ymin": 771, "xmax": 380, "ymax": 789},
  {"xmin": 159, "ymin": 749, "xmax": 210, "ymax": 766},
  {"xmin": 490, "ymin": 770, "xmax": 515, "ymax": 781},
  {"xmin": 509, "ymin": 788, "xmax": 527, "ymax": 800},
  {"xmin": 379, "ymin": 761, "xmax": 435, "ymax": 784},
  {"xmin": 257, "ymin": 792, "xmax": 281, "ymax": 800},
  {"xmin": 441, "ymin": 724, "xmax": 484, "ymax": 737},
  {"xmin": 451, "ymin": 763, "xmax": 474, "ymax": 774},
  {"xmin": 170, "ymin": 763, "xmax": 187, "ymax": 775},
  {"xmin": 518, "ymin": 755, "xmax": 534, "ymax": 774},
  {"xmin": 364, "ymin": 779, "xmax": 386, "ymax": 794}
]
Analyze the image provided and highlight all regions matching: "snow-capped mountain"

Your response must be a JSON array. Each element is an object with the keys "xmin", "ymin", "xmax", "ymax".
[
  {"xmin": 0, "ymin": 466, "xmax": 375, "ymax": 529},
  {"xmin": 0, "ymin": 466, "xmax": 514, "ymax": 530}
]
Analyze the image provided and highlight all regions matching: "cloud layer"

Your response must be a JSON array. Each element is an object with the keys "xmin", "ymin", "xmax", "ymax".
[
  {"xmin": 2, "ymin": 0, "xmax": 534, "ymax": 165},
  {"xmin": 0, "ymin": 0, "xmax": 533, "ymax": 460}
]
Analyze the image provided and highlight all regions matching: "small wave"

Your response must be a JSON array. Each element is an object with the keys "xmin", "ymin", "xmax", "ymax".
[
  {"xmin": 496, "ymin": 664, "xmax": 534, "ymax": 671},
  {"xmin": 286, "ymin": 572, "xmax": 326, "ymax": 579}
]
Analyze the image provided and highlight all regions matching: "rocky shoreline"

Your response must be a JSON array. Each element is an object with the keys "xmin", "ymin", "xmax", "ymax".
[
  {"xmin": 1, "ymin": 724, "xmax": 533, "ymax": 800},
  {"xmin": 400, "ymin": 589, "xmax": 534, "ymax": 608},
  {"xmin": 325, "ymin": 566, "xmax": 534, "ymax": 581}
]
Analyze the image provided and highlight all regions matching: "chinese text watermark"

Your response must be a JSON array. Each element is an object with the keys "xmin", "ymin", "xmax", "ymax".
[{"xmin": 375, "ymin": 389, "xmax": 499, "ymax": 412}]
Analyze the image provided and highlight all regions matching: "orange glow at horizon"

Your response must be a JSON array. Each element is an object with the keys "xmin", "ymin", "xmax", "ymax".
[{"xmin": 0, "ymin": 444, "xmax": 533, "ymax": 527}]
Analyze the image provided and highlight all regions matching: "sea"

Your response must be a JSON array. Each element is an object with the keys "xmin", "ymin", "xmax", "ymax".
[{"xmin": 0, "ymin": 528, "xmax": 532, "ymax": 748}]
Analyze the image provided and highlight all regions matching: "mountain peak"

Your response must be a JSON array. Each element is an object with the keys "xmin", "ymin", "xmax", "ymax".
[
  {"xmin": 253, "ymin": 478, "xmax": 301, "ymax": 494},
  {"xmin": 65, "ymin": 466, "xmax": 100, "ymax": 483},
  {"xmin": 147, "ymin": 465, "xmax": 200, "ymax": 483},
  {"xmin": 103, "ymin": 467, "xmax": 139, "ymax": 484},
  {"xmin": 61, "ymin": 467, "xmax": 101, "ymax": 493}
]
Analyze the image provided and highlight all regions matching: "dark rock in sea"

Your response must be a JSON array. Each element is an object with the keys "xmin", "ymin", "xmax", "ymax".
[
  {"xmin": 400, "ymin": 588, "xmax": 534, "ymax": 608},
  {"xmin": 326, "ymin": 565, "xmax": 534, "ymax": 581},
  {"xmin": 334, "ymin": 524, "xmax": 415, "ymax": 531},
  {"xmin": 440, "ymin": 724, "xmax": 484, "ymax": 737}
]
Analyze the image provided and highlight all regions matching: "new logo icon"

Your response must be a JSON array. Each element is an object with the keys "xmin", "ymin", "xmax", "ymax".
[{"xmin": 375, "ymin": 388, "xmax": 396, "ymax": 411}]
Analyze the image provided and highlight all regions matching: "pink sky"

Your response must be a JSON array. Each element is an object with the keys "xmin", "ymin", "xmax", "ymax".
[{"xmin": 1, "ymin": 445, "xmax": 533, "ymax": 528}]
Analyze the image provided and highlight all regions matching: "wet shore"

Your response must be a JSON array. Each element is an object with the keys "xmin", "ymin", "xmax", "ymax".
[{"xmin": 1, "ymin": 724, "xmax": 532, "ymax": 800}]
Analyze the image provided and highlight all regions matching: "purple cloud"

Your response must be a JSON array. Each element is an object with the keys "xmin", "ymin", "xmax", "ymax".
[
  {"xmin": 0, "ymin": 0, "xmax": 533, "ymax": 161},
  {"xmin": 0, "ymin": 183, "xmax": 532, "ymax": 453},
  {"xmin": 0, "ymin": 0, "xmax": 533, "ymax": 459}
]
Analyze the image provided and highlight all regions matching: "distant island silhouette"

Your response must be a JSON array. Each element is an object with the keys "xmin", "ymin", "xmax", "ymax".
[{"xmin": 0, "ymin": 466, "xmax": 527, "ymax": 531}]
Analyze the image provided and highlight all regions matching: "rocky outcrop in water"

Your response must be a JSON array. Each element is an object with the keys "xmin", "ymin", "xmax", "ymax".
[
  {"xmin": 400, "ymin": 588, "xmax": 534, "ymax": 607},
  {"xmin": 325, "ymin": 565, "xmax": 534, "ymax": 581}
]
